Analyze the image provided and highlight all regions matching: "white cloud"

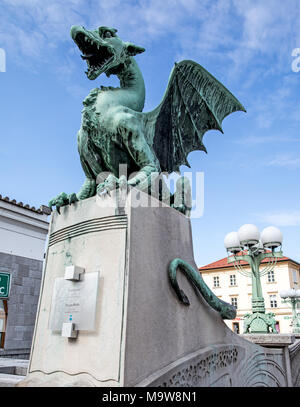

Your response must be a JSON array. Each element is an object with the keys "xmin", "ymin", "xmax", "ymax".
[
  {"xmin": 232, "ymin": 0, "xmax": 300, "ymax": 57},
  {"xmin": 244, "ymin": 74, "xmax": 300, "ymax": 129},
  {"xmin": 1, "ymin": 0, "xmax": 299, "ymax": 75},
  {"xmin": 256, "ymin": 211, "xmax": 300, "ymax": 226},
  {"xmin": 234, "ymin": 135, "xmax": 300, "ymax": 146},
  {"xmin": 1, "ymin": 0, "xmax": 300, "ymax": 107},
  {"xmin": 267, "ymin": 154, "xmax": 300, "ymax": 169}
]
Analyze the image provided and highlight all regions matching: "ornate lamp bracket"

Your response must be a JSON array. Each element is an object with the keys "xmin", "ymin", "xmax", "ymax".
[{"xmin": 224, "ymin": 225, "xmax": 283, "ymax": 334}]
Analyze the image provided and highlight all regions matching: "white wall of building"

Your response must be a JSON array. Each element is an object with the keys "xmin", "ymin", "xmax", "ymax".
[{"xmin": 0, "ymin": 200, "xmax": 49, "ymax": 261}]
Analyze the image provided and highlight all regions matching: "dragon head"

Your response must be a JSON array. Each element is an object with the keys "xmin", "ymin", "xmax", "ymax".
[{"xmin": 70, "ymin": 25, "xmax": 145, "ymax": 80}]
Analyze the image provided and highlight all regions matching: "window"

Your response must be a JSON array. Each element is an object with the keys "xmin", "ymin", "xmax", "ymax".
[
  {"xmin": 229, "ymin": 274, "xmax": 236, "ymax": 286},
  {"xmin": 267, "ymin": 270, "xmax": 275, "ymax": 283},
  {"xmin": 213, "ymin": 276, "xmax": 220, "ymax": 288},
  {"xmin": 292, "ymin": 270, "xmax": 298, "ymax": 284},
  {"xmin": 269, "ymin": 294, "xmax": 277, "ymax": 308},
  {"xmin": 232, "ymin": 322, "xmax": 240, "ymax": 334},
  {"xmin": 231, "ymin": 297, "xmax": 238, "ymax": 308}
]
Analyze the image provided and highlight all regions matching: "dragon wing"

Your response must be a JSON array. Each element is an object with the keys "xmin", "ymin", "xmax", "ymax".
[{"xmin": 142, "ymin": 60, "xmax": 246, "ymax": 173}]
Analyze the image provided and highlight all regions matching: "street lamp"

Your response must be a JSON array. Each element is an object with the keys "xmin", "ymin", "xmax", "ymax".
[
  {"xmin": 224, "ymin": 224, "xmax": 283, "ymax": 334},
  {"xmin": 280, "ymin": 288, "xmax": 300, "ymax": 334}
]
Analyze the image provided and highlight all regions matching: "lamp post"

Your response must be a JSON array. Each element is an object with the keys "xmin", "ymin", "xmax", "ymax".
[
  {"xmin": 224, "ymin": 224, "xmax": 283, "ymax": 334},
  {"xmin": 280, "ymin": 289, "xmax": 300, "ymax": 334}
]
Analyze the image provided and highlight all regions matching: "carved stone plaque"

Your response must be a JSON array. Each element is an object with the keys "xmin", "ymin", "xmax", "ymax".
[{"xmin": 49, "ymin": 271, "xmax": 99, "ymax": 331}]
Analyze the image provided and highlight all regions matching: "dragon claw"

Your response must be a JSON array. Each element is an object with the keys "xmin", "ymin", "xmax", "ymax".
[
  {"xmin": 48, "ymin": 200, "xmax": 55, "ymax": 211},
  {"xmin": 97, "ymin": 175, "xmax": 119, "ymax": 197},
  {"xmin": 97, "ymin": 183, "xmax": 108, "ymax": 197},
  {"xmin": 69, "ymin": 193, "xmax": 78, "ymax": 205},
  {"xmin": 48, "ymin": 192, "xmax": 76, "ymax": 214},
  {"xmin": 99, "ymin": 188, "xmax": 110, "ymax": 198},
  {"xmin": 101, "ymin": 188, "xmax": 110, "ymax": 197}
]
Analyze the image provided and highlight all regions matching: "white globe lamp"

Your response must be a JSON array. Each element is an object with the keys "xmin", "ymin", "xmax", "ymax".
[
  {"xmin": 261, "ymin": 226, "xmax": 283, "ymax": 249},
  {"xmin": 288, "ymin": 288, "xmax": 297, "ymax": 298},
  {"xmin": 279, "ymin": 290, "xmax": 289, "ymax": 299},
  {"xmin": 238, "ymin": 224, "xmax": 260, "ymax": 246},
  {"xmin": 224, "ymin": 231, "xmax": 242, "ymax": 254}
]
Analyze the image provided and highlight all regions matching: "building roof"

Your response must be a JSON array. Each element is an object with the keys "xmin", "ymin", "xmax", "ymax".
[
  {"xmin": 0, "ymin": 194, "xmax": 51, "ymax": 215},
  {"xmin": 199, "ymin": 252, "xmax": 299, "ymax": 271}
]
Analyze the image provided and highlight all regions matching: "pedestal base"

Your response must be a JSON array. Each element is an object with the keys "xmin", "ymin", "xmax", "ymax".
[
  {"xmin": 18, "ymin": 190, "xmax": 293, "ymax": 387},
  {"xmin": 243, "ymin": 312, "xmax": 277, "ymax": 334}
]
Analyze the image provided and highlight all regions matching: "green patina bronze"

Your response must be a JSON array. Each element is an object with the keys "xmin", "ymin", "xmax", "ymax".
[
  {"xmin": 49, "ymin": 25, "xmax": 246, "ymax": 214},
  {"xmin": 243, "ymin": 312, "xmax": 277, "ymax": 334},
  {"xmin": 168, "ymin": 258, "xmax": 237, "ymax": 320},
  {"xmin": 228, "ymin": 249, "xmax": 283, "ymax": 333},
  {"xmin": 281, "ymin": 296, "xmax": 300, "ymax": 334}
]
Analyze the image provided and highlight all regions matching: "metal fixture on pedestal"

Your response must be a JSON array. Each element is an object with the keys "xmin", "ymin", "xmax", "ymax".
[
  {"xmin": 280, "ymin": 288, "xmax": 300, "ymax": 334},
  {"xmin": 224, "ymin": 224, "xmax": 283, "ymax": 334}
]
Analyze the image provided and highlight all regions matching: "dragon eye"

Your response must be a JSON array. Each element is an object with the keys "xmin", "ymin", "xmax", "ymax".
[{"xmin": 104, "ymin": 31, "xmax": 112, "ymax": 38}]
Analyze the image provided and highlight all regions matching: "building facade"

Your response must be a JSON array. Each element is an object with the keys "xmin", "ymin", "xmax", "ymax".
[
  {"xmin": 199, "ymin": 254, "xmax": 300, "ymax": 334},
  {"xmin": 0, "ymin": 195, "xmax": 49, "ymax": 358}
]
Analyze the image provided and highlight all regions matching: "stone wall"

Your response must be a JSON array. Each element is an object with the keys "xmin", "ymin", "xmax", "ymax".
[
  {"xmin": 137, "ymin": 343, "xmax": 288, "ymax": 387},
  {"xmin": 0, "ymin": 251, "xmax": 43, "ymax": 357},
  {"xmin": 289, "ymin": 338, "xmax": 300, "ymax": 386}
]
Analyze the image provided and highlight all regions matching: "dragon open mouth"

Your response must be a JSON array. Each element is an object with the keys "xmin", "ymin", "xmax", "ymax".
[{"xmin": 73, "ymin": 32, "xmax": 114, "ymax": 79}]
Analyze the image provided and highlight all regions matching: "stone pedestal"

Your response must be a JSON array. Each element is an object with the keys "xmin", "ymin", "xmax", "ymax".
[
  {"xmin": 18, "ymin": 190, "xmax": 296, "ymax": 387},
  {"xmin": 242, "ymin": 334, "xmax": 295, "ymax": 347}
]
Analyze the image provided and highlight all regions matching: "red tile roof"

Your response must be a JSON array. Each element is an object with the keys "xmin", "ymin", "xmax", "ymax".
[{"xmin": 199, "ymin": 252, "xmax": 295, "ymax": 271}]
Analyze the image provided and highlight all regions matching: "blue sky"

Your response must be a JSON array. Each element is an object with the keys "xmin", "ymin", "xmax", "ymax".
[{"xmin": 1, "ymin": 0, "xmax": 300, "ymax": 266}]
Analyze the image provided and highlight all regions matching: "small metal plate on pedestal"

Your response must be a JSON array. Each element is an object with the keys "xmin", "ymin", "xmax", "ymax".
[
  {"xmin": 62, "ymin": 322, "xmax": 78, "ymax": 338},
  {"xmin": 49, "ymin": 271, "xmax": 99, "ymax": 332}
]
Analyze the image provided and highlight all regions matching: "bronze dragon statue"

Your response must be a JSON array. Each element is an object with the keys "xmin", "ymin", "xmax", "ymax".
[
  {"xmin": 48, "ymin": 25, "xmax": 244, "ymax": 320},
  {"xmin": 49, "ymin": 25, "xmax": 245, "ymax": 215}
]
